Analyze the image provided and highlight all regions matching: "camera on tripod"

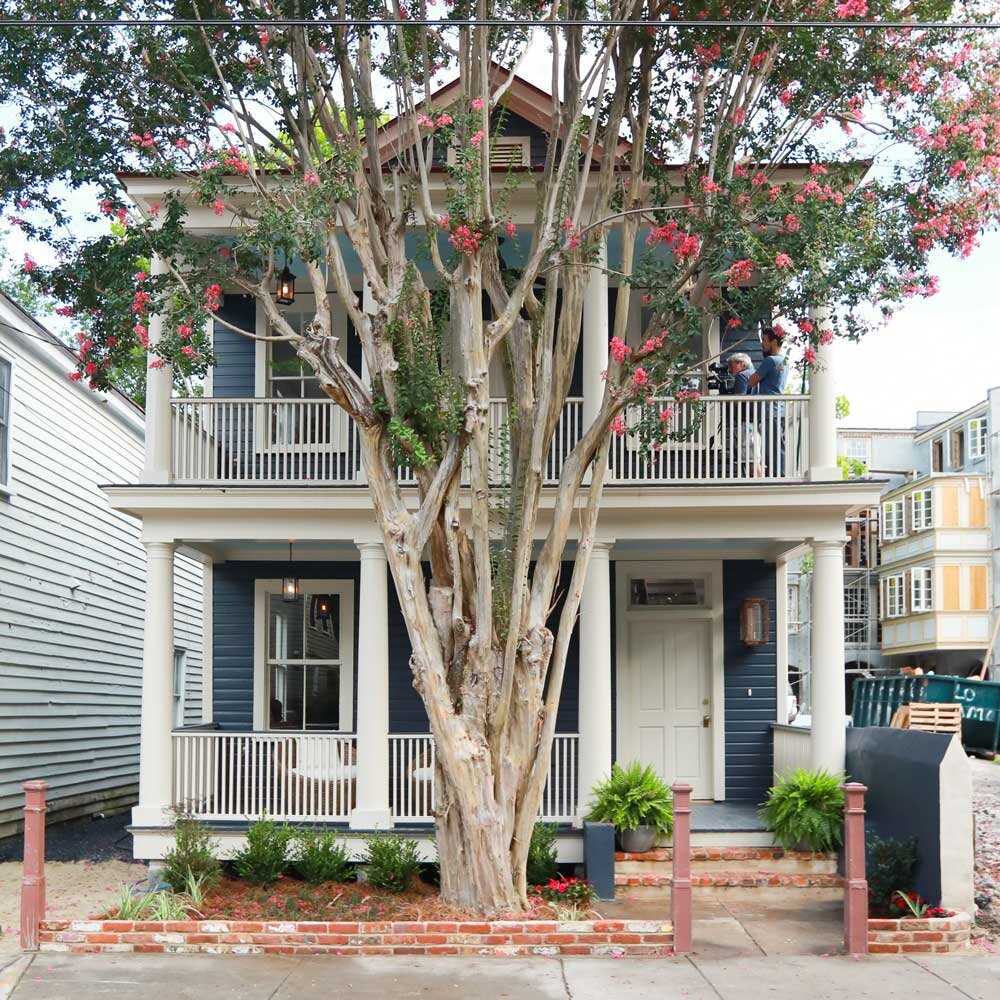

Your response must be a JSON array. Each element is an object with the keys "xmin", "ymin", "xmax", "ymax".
[{"xmin": 707, "ymin": 360, "xmax": 735, "ymax": 394}]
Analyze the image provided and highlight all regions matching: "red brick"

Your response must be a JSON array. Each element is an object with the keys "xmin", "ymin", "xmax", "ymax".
[
  {"xmin": 511, "ymin": 934, "xmax": 543, "ymax": 945},
  {"xmin": 315, "ymin": 935, "xmax": 351, "ymax": 946},
  {"xmin": 912, "ymin": 931, "xmax": 944, "ymax": 942},
  {"xmin": 327, "ymin": 922, "xmax": 361, "ymax": 933},
  {"xmin": 610, "ymin": 934, "xmax": 642, "ymax": 944},
  {"xmin": 391, "ymin": 922, "xmax": 426, "ymax": 933},
  {"xmin": 457, "ymin": 922, "xmax": 491, "ymax": 934},
  {"xmin": 133, "ymin": 944, "xmax": 166, "ymax": 953},
  {"xmin": 133, "ymin": 922, "xmax": 167, "ymax": 932},
  {"xmin": 424, "ymin": 922, "xmax": 459, "ymax": 933},
  {"xmin": 392, "ymin": 947, "xmax": 428, "ymax": 955},
  {"xmin": 100, "ymin": 921, "xmax": 135, "ymax": 932},
  {"xmin": 84, "ymin": 934, "xmax": 121, "ymax": 944},
  {"xmin": 358, "ymin": 946, "xmax": 394, "ymax": 955},
  {"xmin": 478, "ymin": 935, "xmax": 512, "ymax": 945},
  {"xmin": 559, "ymin": 945, "xmax": 594, "ymax": 955},
  {"xmin": 868, "ymin": 920, "xmax": 899, "ymax": 931},
  {"xmin": 869, "ymin": 943, "xmax": 901, "ymax": 954},
  {"xmin": 900, "ymin": 943, "xmax": 934, "ymax": 953},
  {"xmin": 543, "ymin": 934, "xmax": 577, "ymax": 945},
  {"xmin": 425, "ymin": 946, "xmax": 460, "ymax": 955},
  {"xmin": 591, "ymin": 921, "xmax": 625, "ymax": 933},
  {"xmin": 228, "ymin": 921, "xmax": 264, "ymax": 932}
]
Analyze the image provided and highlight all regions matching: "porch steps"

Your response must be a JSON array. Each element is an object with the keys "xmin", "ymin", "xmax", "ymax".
[{"xmin": 613, "ymin": 847, "xmax": 843, "ymax": 898}]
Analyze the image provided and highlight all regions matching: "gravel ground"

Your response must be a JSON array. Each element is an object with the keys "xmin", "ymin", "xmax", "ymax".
[{"xmin": 973, "ymin": 757, "xmax": 1000, "ymax": 938}]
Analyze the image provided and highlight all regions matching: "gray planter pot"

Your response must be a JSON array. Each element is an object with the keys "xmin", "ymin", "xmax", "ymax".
[{"xmin": 619, "ymin": 825, "xmax": 657, "ymax": 854}]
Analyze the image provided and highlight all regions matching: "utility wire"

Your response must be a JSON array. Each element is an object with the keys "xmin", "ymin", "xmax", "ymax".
[{"xmin": 1, "ymin": 17, "xmax": 1000, "ymax": 30}]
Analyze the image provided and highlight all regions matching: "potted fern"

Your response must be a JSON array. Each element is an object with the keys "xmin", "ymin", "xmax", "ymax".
[
  {"xmin": 759, "ymin": 768, "xmax": 845, "ymax": 852},
  {"xmin": 586, "ymin": 761, "xmax": 674, "ymax": 854}
]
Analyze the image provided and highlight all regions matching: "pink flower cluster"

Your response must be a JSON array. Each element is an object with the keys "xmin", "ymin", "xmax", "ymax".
[
  {"xmin": 727, "ymin": 258, "xmax": 755, "ymax": 286},
  {"xmin": 205, "ymin": 283, "xmax": 222, "ymax": 312},
  {"xmin": 449, "ymin": 224, "xmax": 482, "ymax": 255},
  {"xmin": 609, "ymin": 336, "xmax": 631, "ymax": 363},
  {"xmin": 834, "ymin": 0, "xmax": 868, "ymax": 17}
]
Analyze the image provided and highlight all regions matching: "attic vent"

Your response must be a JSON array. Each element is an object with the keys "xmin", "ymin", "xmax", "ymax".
[{"xmin": 490, "ymin": 137, "xmax": 530, "ymax": 168}]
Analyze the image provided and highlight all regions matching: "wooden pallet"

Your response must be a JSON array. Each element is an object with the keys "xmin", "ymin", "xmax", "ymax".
[{"xmin": 890, "ymin": 702, "xmax": 962, "ymax": 735}]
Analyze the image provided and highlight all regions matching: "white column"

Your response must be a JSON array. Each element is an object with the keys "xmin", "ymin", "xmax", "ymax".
[
  {"xmin": 351, "ymin": 542, "xmax": 392, "ymax": 828},
  {"xmin": 577, "ymin": 541, "xmax": 614, "ymax": 824},
  {"xmin": 807, "ymin": 303, "xmax": 838, "ymax": 481},
  {"xmin": 582, "ymin": 239, "xmax": 609, "ymax": 429},
  {"xmin": 143, "ymin": 254, "xmax": 173, "ymax": 483},
  {"xmin": 133, "ymin": 542, "xmax": 176, "ymax": 827},
  {"xmin": 811, "ymin": 539, "xmax": 846, "ymax": 774}
]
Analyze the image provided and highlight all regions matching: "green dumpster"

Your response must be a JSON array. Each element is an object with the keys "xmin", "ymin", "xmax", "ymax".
[{"xmin": 853, "ymin": 675, "xmax": 1000, "ymax": 755}]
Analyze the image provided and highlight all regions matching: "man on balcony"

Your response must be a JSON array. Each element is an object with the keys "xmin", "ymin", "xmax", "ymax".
[{"xmin": 748, "ymin": 328, "xmax": 789, "ymax": 476}]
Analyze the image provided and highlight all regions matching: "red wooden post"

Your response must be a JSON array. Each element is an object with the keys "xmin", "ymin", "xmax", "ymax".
[
  {"xmin": 671, "ymin": 783, "xmax": 693, "ymax": 954},
  {"xmin": 20, "ymin": 780, "xmax": 48, "ymax": 951},
  {"xmin": 843, "ymin": 781, "xmax": 869, "ymax": 956}
]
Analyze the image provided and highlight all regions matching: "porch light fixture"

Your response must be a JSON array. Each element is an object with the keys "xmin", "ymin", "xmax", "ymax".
[
  {"xmin": 282, "ymin": 541, "xmax": 300, "ymax": 603},
  {"xmin": 740, "ymin": 598, "xmax": 770, "ymax": 647},
  {"xmin": 275, "ymin": 265, "xmax": 296, "ymax": 306}
]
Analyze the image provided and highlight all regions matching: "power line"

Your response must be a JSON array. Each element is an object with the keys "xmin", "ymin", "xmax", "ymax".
[{"xmin": 1, "ymin": 17, "xmax": 999, "ymax": 31}]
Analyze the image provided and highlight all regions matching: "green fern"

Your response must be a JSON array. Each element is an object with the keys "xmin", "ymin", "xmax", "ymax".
[
  {"xmin": 585, "ymin": 761, "xmax": 674, "ymax": 835},
  {"xmin": 759, "ymin": 768, "xmax": 845, "ymax": 852}
]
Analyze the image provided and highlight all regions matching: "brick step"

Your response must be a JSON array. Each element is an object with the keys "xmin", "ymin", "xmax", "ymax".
[
  {"xmin": 614, "ymin": 847, "xmax": 838, "ymax": 877},
  {"xmin": 615, "ymin": 870, "xmax": 845, "ymax": 890}
]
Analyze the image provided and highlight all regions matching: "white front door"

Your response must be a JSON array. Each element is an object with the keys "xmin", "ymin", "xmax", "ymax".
[{"xmin": 625, "ymin": 618, "xmax": 713, "ymax": 798}]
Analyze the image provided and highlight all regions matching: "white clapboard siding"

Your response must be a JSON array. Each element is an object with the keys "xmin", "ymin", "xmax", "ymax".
[{"xmin": 0, "ymin": 301, "xmax": 203, "ymax": 834}]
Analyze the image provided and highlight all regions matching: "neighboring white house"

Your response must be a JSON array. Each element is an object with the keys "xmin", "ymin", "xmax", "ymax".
[{"xmin": 0, "ymin": 293, "xmax": 205, "ymax": 838}]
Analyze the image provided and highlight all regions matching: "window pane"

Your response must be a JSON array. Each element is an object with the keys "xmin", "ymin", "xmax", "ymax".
[
  {"xmin": 305, "ymin": 664, "xmax": 340, "ymax": 729},
  {"xmin": 269, "ymin": 663, "xmax": 305, "ymax": 728},
  {"xmin": 305, "ymin": 594, "xmax": 341, "ymax": 659},
  {"xmin": 269, "ymin": 597, "xmax": 304, "ymax": 660}
]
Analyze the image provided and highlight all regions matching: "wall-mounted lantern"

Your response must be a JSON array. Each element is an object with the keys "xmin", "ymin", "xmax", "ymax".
[{"xmin": 740, "ymin": 597, "xmax": 770, "ymax": 646}]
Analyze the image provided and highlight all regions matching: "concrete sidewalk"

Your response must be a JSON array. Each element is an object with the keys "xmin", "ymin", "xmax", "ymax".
[{"xmin": 3, "ymin": 951, "xmax": 998, "ymax": 999}]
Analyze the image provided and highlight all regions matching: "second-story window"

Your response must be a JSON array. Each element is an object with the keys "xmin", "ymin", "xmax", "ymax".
[
  {"xmin": 949, "ymin": 427, "xmax": 965, "ymax": 469},
  {"xmin": 841, "ymin": 436, "xmax": 870, "ymax": 472},
  {"xmin": 910, "ymin": 567, "xmax": 933, "ymax": 613},
  {"xmin": 883, "ymin": 574, "xmax": 906, "ymax": 618},
  {"xmin": 881, "ymin": 500, "xmax": 905, "ymax": 540},
  {"xmin": 969, "ymin": 417, "xmax": 989, "ymax": 460},
  {"xmin": 911, "ymin": 489, "xmax": 933, "ymax": 531},
  {"xmin": 268, "ymin": 339, "xmax": 326, "ymax": 400}
]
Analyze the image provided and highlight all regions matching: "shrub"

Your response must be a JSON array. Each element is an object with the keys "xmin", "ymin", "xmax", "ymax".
[
  {"xmin": 866, "ymin": 833, "xmax": 918, "ymax": 917},
  {"xmin": 526, "ymin": 822, "xmax": 559, "ymax": 886},
  {"xmin": 586, "ymin": 761, "xmax": 674, "ymax": 834},
  {"xmin": 759, "ymin": 768, "xmax": 845, "ymax": 852},
  {"xmin": 112, "ymin": 886, "xmax": 191, "ymax": 921},
  {"xmin": 232, "ymin": 816, "xmax": 292, "ymax": 884},
  {"xmin": 162, "ymin": 815, "xmax": 222, "ymax": 893},
  {"xmin": 291, "ymin": 830, "xmax": 354, "ymax": 884},
  {"xmin": 362, "ymin": 833, "xmax": 422, "ymax": 893}
]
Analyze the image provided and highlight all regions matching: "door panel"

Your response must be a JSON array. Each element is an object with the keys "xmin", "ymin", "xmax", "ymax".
[{"xmin": 627, "ymin": 618, "xmax": 712, "ymax": 798}]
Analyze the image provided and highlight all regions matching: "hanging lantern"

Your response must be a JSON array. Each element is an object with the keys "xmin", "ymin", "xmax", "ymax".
[
  {"xmin": 276, "ymin": 266, "xmax": 296, "ymax": 305},
  {"xmin": 282, "ymin": 541, "xmax": 300, "ymax": 603}
]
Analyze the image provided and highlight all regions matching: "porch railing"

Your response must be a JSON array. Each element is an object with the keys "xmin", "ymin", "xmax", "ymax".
[
  {"xmin": 388, "ymin": 733, "xmax": 579, "ymax": 824},
  {"xmin": 169, "ymin": 394, "xmax": 808, "ymax": 486},
  {"xmin": 171, "ymin": 731, "xmax": 579, "ymax": 824},
  {"xmin": 172, "ymin": 731, "xmax": 358, "ymax": 821}
]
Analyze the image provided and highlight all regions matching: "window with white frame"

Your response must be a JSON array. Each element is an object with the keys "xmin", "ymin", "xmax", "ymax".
[
  {"xmin": 841, "ymin": 436, "xmax": 871, "ymax": 469},
  {"xmin": 173, "ymin": 649, "xmax": 187, "ymax": 728},
  {"xmin": 259, "ymin": 580, "xmax": 354, "ymax": 731},
  {"xmin": 881, "ymin": 500, "xmax": 905, "ymax": 540},
  {"xmin": 911, "ymin": 489, "xmax": 933, "ymax": 531},
  {"xmin": 883, "ymin": 574, "xmax": 906, "ymax": 618},
  {"xmin": 0, "ymin": 355, "xmax": 11, "ymax": 490},
  {"xmin": 969, "ymin": 417, "xmax": 989, "ymax": 460},
  {"xmin": 911, "ymin": 567, "xmax": 933, "ymax": 613}
]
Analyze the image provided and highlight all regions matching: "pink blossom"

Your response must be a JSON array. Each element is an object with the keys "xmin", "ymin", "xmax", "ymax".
[
  {"xmin": 470, "ymin": 130, "xmax": 485, "ymax": 148},
  {"xmin": 783, "ymin": 213, "xmax": 801, "ymax": 233},
  {"xmin": 67, "ymin": 371, "xmax": 83, "ymax": 381},
  {"xmin": 149, "ymin": 358, "xmax": 166, "ymax": 370},
  {"xmin": 438, "ymin": 214, "xmax": 451, "ymax": 231},
  {"xmin": 610, "ymin": 415, "xmax": 626, "ymax": 437},
  {"xmin": 632, "ymin": 367, "xmax": 649, "ymax": 387},
  {"xmin": 134, "ymin": 324, "xmax": 149, "ymax": 348},
  {"xmin": 221, "ymin": 123, "xmax": 237, "ymax": 134},
  {"xmin": 435, "ymin": 113, "xmax": 453, "ymax": 127},
  {"xmin": 22, "ymin": 254, "xmax": 36, "ymax": 272},
  {"xmin": 700, "ymin": 175, "xmax": 720, "ymax": 194},
  {"xmin": 809, "ymin": 163, "xmax": 828, "ymax": 176},
  {"xmin": 799, "ymin": 319, "xmax": 815, "ymax": 334},
  {"xmin": 672, "ymin": 234, "xmax": 701, "ymax": 260},
  {"xmin": 803, "ymin": 347, "xmax": 817, "ymax": 365},
  {"xmin": 505, "ymin": 220, "xmax": 517, "ymax": 237},
  {"xmin": 174, "ymin": 138, "xmax": 191, "ymax": 149},
  {"xmin": 303, "ymin": 172, "xmax": 320, "ymax": 185},
  {"xmin": 819, "ymin": 330, "xmax": 834, "ymax": 345},
  {"xmin": 948, "ymin": 160, "xmax": 967, "ymax": 178},
  {"xmin": 417, "ymin": 114, "xmax": 436, "ymax": 129},
  {"xmin": 609, "ymin": 336, "xmax": 631, "ymax": 363},
  {"xmin": 135, "ymin": 271, "xmax": 147, "ymax": 282},
  {"xmin": 774, "ymin": 253, "xmax": 794, "ymax": 269},
  {"xmin": 471, "ymin": 98, "xmax": 484, "ymax": 111},
  {"xmin": 257, "ymin": 28, "xmax": 270, "ymax": 47},
  {"xmin": 213, "ymin": 200, "xmax": 226, "ymax": 216},
  {"xmin": 834, "ymin": 0, "xmax": 868, "ymax": 17},
  {"xmin": 727, "ymin": 258, "xmax": 755, "ymax": 286}
]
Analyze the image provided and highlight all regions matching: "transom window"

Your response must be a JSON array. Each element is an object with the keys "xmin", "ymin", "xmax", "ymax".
[
  {"xmin": 0, "ymin": 356, "xmax": 11, "ymax": 490},
  {"xmin": 256, "ymin": 580, "xmax": 354, "ymax": 732},
  {"xmin": 629, "ymin": 577, "xmax": 706, "ymax": 608},
  {"xmin": 883, "ymin": 575, "xmax": 906, "ymax": 619},
  {"xmin": 910, "ymin": 567, "xmax": 933, "ymax": 613},
  {"xmin": 881, "ymin": 500, "xmax": 905, "ymax": 540},
  {"xmin": 911, "ymin": 489, "xmax": 933, "ymax": 531},
  {"xmin": 969, "ymin": 417, "xmax": 989, "ymax": 460}
]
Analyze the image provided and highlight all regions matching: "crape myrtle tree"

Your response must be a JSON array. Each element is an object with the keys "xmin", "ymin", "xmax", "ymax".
[{"xmin": 2, "ymin": 0, "xmax": 999, "ymax": 914}]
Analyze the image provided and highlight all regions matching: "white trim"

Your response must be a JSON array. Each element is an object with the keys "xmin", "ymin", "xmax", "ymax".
[
  {"xmin": 883, "ymin": 573, "xmax": 906, "ymax": 619},
  {"xmin": 776, "ymin": 561, "xmax": 789, "ymax": 724},
  {"xmin": 201, "ymin": 560, "xmax": 214, "ymax": 722},
  {"xmin": 173, "ymin": 648, "xmax": 187, "ymax": 728},
  {"xmin": 911, "ymin": 488, "xmax": 933, "ymax": 532},
  {"xmin": 968, "ymin": 417, "xmax": 988, "ymax": 460},
  {"xmin": 0, "ymin": 348, "xmax": 14, "ymax": 496},
  {"xmin": 614, "ymin": 560, "xmax": 724, "ymax": 801},
  {"xmin": 910, "ymin": 565, "xmax": 933, "ymax": 613},
  {"xmin": 881, "ymin": 499, "xmax": 905, "ymax": 540},
  {"xmin": 253, "ymin": 578, "xmax": 355, "ymax": 732}
]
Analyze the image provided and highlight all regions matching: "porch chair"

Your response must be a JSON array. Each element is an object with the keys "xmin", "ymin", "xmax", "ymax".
[{"xmin": 281, "ymin": 735, "xmax": 357, "ymax": 818}]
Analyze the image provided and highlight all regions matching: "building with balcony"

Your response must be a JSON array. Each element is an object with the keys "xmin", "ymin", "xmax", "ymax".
[{"xmin": 103, "ymin": 72, "xmax": 882, "ymax": 860}]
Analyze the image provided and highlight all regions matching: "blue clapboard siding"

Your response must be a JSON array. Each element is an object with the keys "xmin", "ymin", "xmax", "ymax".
[
  {"xmin": 213, "ymin": 295, "xmax": 256, "ymax": 398},
  {"xmin": 212, "ymin": 560, "xmax": 594, "ymax": 736},
  {"xmin": 723, "ymin": 560, "xmax": 777, "ymax": 802}
]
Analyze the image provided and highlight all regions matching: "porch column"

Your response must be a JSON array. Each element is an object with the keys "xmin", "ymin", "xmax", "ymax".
[
  {"xmin": 577, "ymin": 542, "xmax": 613, "ymax": 823},
  {"xmin": 811, "ymin": 539, "xmax": 846, "ymax": 774},
  {"xmin": 582, "ymin": 239, "xmax": 609, "ymax": 429},
  {"xmin": 142, "ymin": 254, "xmax": 173, "ymax": 484},
  {"xmin": 807, "ymin": 303, "xmax": 839, "ymax": 481},
  {"xmin": 351, "ymin": 541, "xmax": 392, "ymax": 829},
  {"xmin": 133, "ymin": 541, "xmax": 176, "ymax": 827}
]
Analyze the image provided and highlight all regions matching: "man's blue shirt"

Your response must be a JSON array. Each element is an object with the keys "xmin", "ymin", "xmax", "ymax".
[{"xmin": 754, "ymin": 353, "xmax": 788, "ymax": 395}]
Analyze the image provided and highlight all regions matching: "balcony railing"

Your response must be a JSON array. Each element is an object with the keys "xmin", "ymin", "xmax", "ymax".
[
  {"xmin": 169, "ymin": 394, "xmax": 808, "ymax": 486},
  {"xmin": 172, "ymin": 731, "xmax": 579, "ymax": 824}
]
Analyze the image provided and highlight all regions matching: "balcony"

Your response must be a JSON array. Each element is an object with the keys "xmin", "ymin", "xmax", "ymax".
[
  {"xmin": 168, "ymin": 394, "xmax": 810, "ymax": 487},
  {"xmin": 171, "ymin": 730, "xmax": 579, "ymax": 825}
]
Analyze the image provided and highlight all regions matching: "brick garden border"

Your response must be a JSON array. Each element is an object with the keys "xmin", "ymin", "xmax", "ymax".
[
  {"xmin": 867, "ymin": 912, "xmax": 972, "ymax": 954},
  {"xmin": 38, "ymin": 918, "xmax": 674, "ymax": 957}
]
